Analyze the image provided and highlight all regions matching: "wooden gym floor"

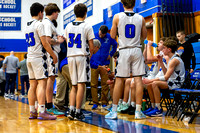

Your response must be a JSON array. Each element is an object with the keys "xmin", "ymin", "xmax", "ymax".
[{"xmin": 0, "ymin": 96, "xmax": 200, "ymax": 133}]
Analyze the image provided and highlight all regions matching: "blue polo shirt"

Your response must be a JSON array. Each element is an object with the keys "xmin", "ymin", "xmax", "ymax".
[{"xmin": 91, "ymin": 32, "xmax": 117, "ymax": 67}]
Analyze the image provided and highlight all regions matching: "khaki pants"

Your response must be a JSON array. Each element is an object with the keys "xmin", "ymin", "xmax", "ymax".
[
  {"xmin": 54, "ymin": 65, "xmax": 72, "ymax": 108},
  {"xmin": 91, "ymin": 68, "xmax": 109, "ymax": 105}
]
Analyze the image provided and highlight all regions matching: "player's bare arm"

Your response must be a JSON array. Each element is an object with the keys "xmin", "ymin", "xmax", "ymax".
[
  {"xmin": 141, "ymin": 17, "xmax": 147, "ymax": 40},
  {"xmin": 110, "ymin": 14, "xmax": 119, "ymax": 39},
  {"xmin": 88, "ymin": 39, "xmax": 94, "ymax": 58},
  {"xmin": 163, "ymin": 58, "xmax": 180, "ymax": 80}
]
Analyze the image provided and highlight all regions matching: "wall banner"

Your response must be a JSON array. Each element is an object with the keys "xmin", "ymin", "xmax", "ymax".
[
  {"xmin": 0, "ymin": 17, "xmax": 21, "ymax": 31},
  {"xmin": 63, "ymin": 0, "xmax": 75, "ymax": 9},
  {"xmin": 63, "ymin": 0, "xmax": 93, "ymax": 29},
  {"xmin": 0, "ymin": 0, "xmax": 21, "ymax": 13}
]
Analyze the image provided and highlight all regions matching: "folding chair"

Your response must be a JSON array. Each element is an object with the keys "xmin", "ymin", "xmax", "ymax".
[
  {"xmin": 172, "ymin": 69, "xmax": 200, "ymax": 123},
  {"xmin": 165, "ymin": 71, "xmax": 192, "ymax": 116}
]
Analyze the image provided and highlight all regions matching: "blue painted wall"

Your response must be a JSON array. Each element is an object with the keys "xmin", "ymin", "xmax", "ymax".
[
  {"xmin": 134, "ymin": 0, "xmax": 161, "ymax": 17},
  {"xmin": 193, "ymin": 0, "xmax": 200, "ymax": 12},
  {"xmin": 0, "ymin": 39, "xmax": 27, "ymax": 52}
]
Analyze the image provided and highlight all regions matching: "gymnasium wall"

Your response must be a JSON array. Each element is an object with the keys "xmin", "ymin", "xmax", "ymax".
[{"xmin": 0, "ymin": 0, "xmax": 62, "ymax": 52}]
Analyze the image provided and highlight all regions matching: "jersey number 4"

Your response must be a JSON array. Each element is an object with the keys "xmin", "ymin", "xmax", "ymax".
[
  {"xmin": 25, "ymin": 32, "xmax": 35, "ymax": 47},
  {"xmin": 125, "ymin": 24, "xmax": 135, "ymax": 38},
  {"xmin": 68, "ymin": 33, "xmax": 82, "ymax": 48}
]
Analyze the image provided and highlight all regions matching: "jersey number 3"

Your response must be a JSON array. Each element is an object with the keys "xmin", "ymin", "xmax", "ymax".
[
  {"xmin": 25, "ymin": 32, "xmax": 35, "ymax": 47},
  {"xmin": 125, "ymin": 24, "xmax": 135, "ymax": 38},
  {"xmin": 68, "ymin": 33, "xmax": 82, "ymax": 48}
]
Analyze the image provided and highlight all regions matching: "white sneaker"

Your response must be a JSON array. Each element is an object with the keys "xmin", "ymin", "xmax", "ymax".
[
  {"xmin": 4, "ymin": 93, "xmax": 9, "ymax": 98},
  {"xmin": 135, "ymin": 111, "xmax": 146, "ymax": 119},
  {"xmin": 10, "ymin": 94, "xmax": 14, "ymax": 99},
  {"xmin": 105, "ymin": 111, "xmax": 117, "ymax": 119},
  {"xmin": 117, "ymin": 103, "xmax": 123, "ymax": 112}
]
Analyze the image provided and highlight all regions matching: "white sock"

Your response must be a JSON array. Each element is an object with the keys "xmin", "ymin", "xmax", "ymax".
[
  {"xmin": 131, "ymin": 102, "xmax": 136, "ymax": 107},
  {"xmin": 122, "ymin": 101, "xmax": 127, "ymax": 105},
  {"xmin": 112, "ymin": 104, "xmax": 118, "ymax": 112},
  {"xmin": 70, "ymin": 106, "xmax": 75, "ymax": 111},
  {"xmin": 39, "ymin": 105, "xmax": 45, "ymax": 113},
  {"xmin": 76, "ymin": 109, "xmax": 80, "ymax": 113},
  {"xmin": 35, "ymin": 101, "xmax": 38, "ymax": 109},
  {"xmin": 136, "ymin": 104, "xmax": 141, "ymax": 112},
  {"xmin": 30, "ymin": 105, "xmax": 36, "ymax": 113},
  {"xmin": 155, "ymin": 103, "xmax": 161, "ymax": 110},
  {"xmin": 151, "ymin": 103, "xmax": 155, "ymax": 108},
  {"xmin": 118, "ymin": 99, "xmax": 122, "ymax": 104}
]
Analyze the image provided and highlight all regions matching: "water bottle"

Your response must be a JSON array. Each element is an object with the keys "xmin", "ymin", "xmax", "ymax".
[
  {"xmin": 142, "ymin": 99, "xmax": 147, "ymax": 111},
  {"xmin": 107, "ymin": 68, "xmax": 111, "ymax": 75},
  {"xmin": 144, "ymin": 40, "xmax": 157, "ymax": 47}
]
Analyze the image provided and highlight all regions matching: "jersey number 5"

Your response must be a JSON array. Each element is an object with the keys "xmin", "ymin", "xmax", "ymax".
[
  {"xmin": 68, "ymin": 33, "xmax": 82, "ymax": 48},
  {"xmin": 125, "ymin": 24, "xmax": 135, "ymax": 38},
  {"xmin": 25, "ymin": 32, "xmax": 35, "ymax": 47}
]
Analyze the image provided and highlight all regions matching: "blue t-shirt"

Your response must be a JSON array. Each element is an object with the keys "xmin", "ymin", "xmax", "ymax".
[{"xmin": 92, "ymin": 32, "xmax": 117, "ymax": 66}]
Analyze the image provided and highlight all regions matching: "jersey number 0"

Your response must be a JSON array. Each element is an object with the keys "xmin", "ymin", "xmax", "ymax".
[
  {"xmin": 125, "ymin": 24, "xmax": 135, "ymax": 38},
  {"xmin": 68, "ymin": 33, "xmax": 82, "ymax": 48}
]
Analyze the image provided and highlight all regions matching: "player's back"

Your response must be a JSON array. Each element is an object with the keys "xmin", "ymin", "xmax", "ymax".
[
  {"xmin": 25, "ymin": 19, "xmax": 46, "ymax": 58},
  {"xmin": 65, "ymin": 22, "xmax": 94, "ymax": 57},
  {"xmin": 118, "ymin": 12, "xmax": 143, "ymax": 49}
]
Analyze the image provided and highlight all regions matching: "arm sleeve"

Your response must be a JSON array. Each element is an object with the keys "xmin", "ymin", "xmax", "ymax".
[
  {"xmin": 109, "ymin": 38, "xmax": 117, "ymax": 57},
  {"xmin": 90, "ymin": 56, "xmax": 99, "ymax": 69}
]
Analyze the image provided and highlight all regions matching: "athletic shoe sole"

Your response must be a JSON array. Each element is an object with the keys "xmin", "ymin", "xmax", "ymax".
[{"xmin": 67, "ymin": 115, "xmax": 74, "ymax": 120}]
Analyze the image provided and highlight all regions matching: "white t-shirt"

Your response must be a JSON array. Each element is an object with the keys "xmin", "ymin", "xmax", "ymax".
[
  {"xmin": 118, "ymin": 12, "xmax": 143, "ymax": 49},
  {"xmin": 64, "ymin": 21, "xmax": 95, "ymax": 57},
  {"xmin": 25, "ymin": 19, "xmax": 46, "ymax": 58},
  {"xmin": 42, "ymin": 17, "xmax": 60, "ymax": 53}
]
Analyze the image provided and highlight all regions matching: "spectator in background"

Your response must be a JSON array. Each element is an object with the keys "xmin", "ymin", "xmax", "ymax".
[
  {"xmin": 176, "ymin": 30, "xmax": 196, "ymax": 73},
  {"xmin": 0, "ymin": 64, "xmax": 6, "ymax": 96},
  {"xmin": 0, "ymin": 55, "xmax": 5, "ymax": 68},
  {"xmin": 3, "ymin": 51, "xmax": 19, "ymax": 98},
  {"xmin": 18, "ymin": 53, "xmax": 30, "ymax": 97},
  {"xmin": 54, "ymin": 40, "xmax": 72, "ymax": 111},
  {"xmin": 91, "ymin": 25, "xmax": 117, "ymax": 110}
]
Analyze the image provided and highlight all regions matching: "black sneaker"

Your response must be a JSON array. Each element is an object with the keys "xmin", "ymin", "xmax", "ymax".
[
  {"xmin": 67, "ymin": 110, "xmax": 75, "ymax": 120},
  {"xmin": 74, "ymin": 111, "xmax": 85, "ymax": 120},
  {"xmin": 121, "ymin": 105, "xmax": 131, "ymax": 114},
  {"xmin": 128, "ymin": 106, "xmax": 135, "ymax": 115}
]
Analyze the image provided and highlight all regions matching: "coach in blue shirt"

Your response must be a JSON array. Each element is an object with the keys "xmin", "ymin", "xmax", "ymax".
[{"xmin": 91, "ymin": 25, "xmax": 117, "ymax": 109}]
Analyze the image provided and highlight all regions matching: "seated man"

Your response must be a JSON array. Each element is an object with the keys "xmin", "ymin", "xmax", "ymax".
[{"xmin": 143, "ymin": 39, "xmax": 185, "ymax": 117}]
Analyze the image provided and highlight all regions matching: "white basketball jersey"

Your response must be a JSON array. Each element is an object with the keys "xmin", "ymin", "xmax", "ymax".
[
  {"xmin": 118, "ymin": 12, "xmax": 143, "ymax": 49},
  {"xmin": 25, "ymin": 19, "xmax": 46, "ymax": 58},
  {"xmin": 65, "ymin": 21, "xmax": 94, "ymax": 57},
  {"xmin": 43, "ymin": 17, "xmax": 60, "ymax": 53}
]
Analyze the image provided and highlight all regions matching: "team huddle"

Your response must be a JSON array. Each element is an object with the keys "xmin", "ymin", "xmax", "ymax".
[{"xmin": 26, "ymin": 0, "xmax": 187, "ymax": 120}]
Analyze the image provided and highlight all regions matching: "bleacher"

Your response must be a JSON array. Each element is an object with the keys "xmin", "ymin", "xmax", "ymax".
[{"xmin": 192, "ymin": 42, "xmax": 200, "ymax": 70}]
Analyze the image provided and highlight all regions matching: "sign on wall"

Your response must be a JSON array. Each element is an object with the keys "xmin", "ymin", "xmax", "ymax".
[
  {"xmin": 0, "ymin": 17, "xmax": 21, "ymax": 31},
  {"xmin": 63, "ymin": 0, "xmax": 75, "ymax": 9},
  {"xmin": 63, "ymin": 0, "xmax": 93, "ymax": 29},
  {"xmin": 0, "ymin": 0, "xmax": 21, "ymax": 13}
]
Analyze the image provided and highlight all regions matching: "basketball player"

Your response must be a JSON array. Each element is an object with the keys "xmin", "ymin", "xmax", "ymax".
[
  {"xmin": 42, "ymin": 3, "xmax": 64, "ymax": 115},
  {"xmin": 26, "ymin": 2, "xmax": 57, "ymax": 120},
  {"xmin": 64, "ymin": 3, "xmax": 94, "ymax": 120},
  {"xmin": 105, "ymin": 0, "xmax": 147, "ymax": 119}
]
